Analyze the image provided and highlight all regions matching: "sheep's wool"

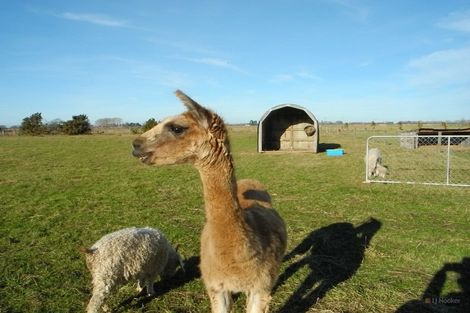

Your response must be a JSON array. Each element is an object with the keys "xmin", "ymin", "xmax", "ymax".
[
  {"xmin": 88, "ymin": 227, "xmax": 169, "ymax": 283},
  {"xmin": 84, "ymin": 227, "xmax": 179, "ymax": 313}
]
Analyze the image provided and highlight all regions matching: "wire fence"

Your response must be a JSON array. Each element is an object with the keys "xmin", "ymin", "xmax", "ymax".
[{"xmin": 365, "ymin": 135, "xmax": 470, "ymax": 187}]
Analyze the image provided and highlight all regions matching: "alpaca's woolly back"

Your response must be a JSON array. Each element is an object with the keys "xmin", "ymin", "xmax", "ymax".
[{"xmin": 237, "ymin": 179, "xmax": 272, "ymax": 210}]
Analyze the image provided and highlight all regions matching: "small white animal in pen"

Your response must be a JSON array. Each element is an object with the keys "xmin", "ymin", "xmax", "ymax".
[
  {"xmin": 375, "ymin": 163, "xmax": 387, "ymax": 178},
  {"xmin": 81, "ymin": 227, "xmax": 184, "ymax": 313},
  {"xmin": 366, "ymin": 148, "xmax": 388, "ymax": 178}
]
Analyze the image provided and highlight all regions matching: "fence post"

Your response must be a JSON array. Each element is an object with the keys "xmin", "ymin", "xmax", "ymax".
[
  {"xmin": 446, "ymin": 136, "xmax": 451, "ymax": 185},
  {"xmin": 365, "ymin": 137, "xmax": 370, "ymax": 183}
]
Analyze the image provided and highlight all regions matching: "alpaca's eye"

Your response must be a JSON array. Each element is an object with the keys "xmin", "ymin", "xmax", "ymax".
[{"xmin": 169, "ymin": 124, "xmax": 186, "ymax": 135}]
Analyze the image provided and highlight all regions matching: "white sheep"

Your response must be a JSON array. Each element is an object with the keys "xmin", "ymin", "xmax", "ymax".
[
  {"xmin": 81, "ymin": 227, "xmax": 184, "ymax": 313},
  {"xmin": 366, "ymin": 148, "xmax": 387, "ymax": 178},
  {"xmin": 375, "ymin": 163, "xmax": 388, "ymax": 178}
]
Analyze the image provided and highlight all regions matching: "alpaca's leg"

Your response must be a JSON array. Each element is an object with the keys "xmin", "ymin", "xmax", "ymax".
[
  {"xmin": 208, "ymin": 289, "xmax": 233, "ymax": 313},
  {"xmin": 246, "ymin": 291, "xmax": 271, "ymax": 313}
]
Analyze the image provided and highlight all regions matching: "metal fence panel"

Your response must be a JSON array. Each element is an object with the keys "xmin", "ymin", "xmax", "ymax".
[{"xmin": 366, "ymin": 135, "xmax": 470, "ymax": 187}]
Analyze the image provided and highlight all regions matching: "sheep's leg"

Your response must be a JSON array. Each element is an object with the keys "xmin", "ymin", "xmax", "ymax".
[
  {"xmin": 86, "ymin": 285, "xmax": 111, "ymax": 313},
  {"xmin": 137, "ymin": 278, "xmax": 155, "ymax": 296},
  {"xmin": 246, "ymin": 291, "xmax": 271, "ymax": 313},
  {"xmin": 145, "ymin": 279, "xmax": 155, "ymax": 296},
  {"xmin": 136, "ymin": 280, "xmax": 144, "ymax": 293},
  {"xmin": 207, "ymin": 289, "xmax": 233, "ymax": 313}
]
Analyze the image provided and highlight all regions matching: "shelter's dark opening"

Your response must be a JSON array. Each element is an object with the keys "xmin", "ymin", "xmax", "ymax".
[{"xmin": 261, "ymin": 107, "xmax": 316, "ymax": 151}]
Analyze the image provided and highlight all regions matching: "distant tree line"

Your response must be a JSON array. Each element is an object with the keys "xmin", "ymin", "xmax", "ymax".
[
  {"xmin": 17, "ymin": 113, "xmax": 160, "ymax": 136},
  {"xmin": 19, "ymin": 113, "xmax": 91, "ymax": 135},
  {"xmin": 95, "ymin": 117, "xmax": 124, "ymax": 127},
  {"xmin": 15, "ymin": 113, "xmax": 470, "ymax": 136},
  {"xmin": 94, "ymin": 118, "xmax": 157, "ymax": 133},
  {"xmin": 142, "ymin": 118, "xmax": 157, "ymax": 132}
]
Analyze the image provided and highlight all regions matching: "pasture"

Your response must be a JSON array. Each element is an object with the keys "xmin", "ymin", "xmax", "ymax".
[{"xmin": 1, "ymin": 125, "xmax": 469, "ymax": 313}]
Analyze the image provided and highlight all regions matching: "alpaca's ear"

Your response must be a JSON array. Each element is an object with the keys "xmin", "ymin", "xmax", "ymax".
[{"xmin": 175, "ymin": 90, "xmax": 211, "ymax": 127}]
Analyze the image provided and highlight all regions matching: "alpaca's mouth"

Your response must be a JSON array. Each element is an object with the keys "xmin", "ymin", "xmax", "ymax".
[
  {"xmin": 132, "ymin": 150, "xmax": 152, "ymax": 164},
  {"xmin": 139, "ymin": 154, "xmax": 153, "ymax": 164}
]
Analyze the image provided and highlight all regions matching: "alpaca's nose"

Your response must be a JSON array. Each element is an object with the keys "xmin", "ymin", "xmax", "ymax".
[
  {"xmin": 132, "ymin": 137, "xmax": 144, "ymax": 150},
  {"xmin": 132, "ymin": 137, "xmax": 146, "ymax": 156}
]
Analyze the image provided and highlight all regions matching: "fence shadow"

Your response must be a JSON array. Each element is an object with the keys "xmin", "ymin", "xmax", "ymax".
[
  {"xmin": 274, "ymin": 217, "xmax": 382, "ymax": 313},
  {"xmin": 395, "ymin": 257, "xmax": 469, "ymax": 313},
  {"xmin": 116, "ymin": 255, "xmax": 200, "ymax": 311}
]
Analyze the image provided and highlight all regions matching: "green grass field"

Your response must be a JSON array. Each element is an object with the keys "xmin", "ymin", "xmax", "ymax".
[{"xmin": 1, "ymin": 126, "xmax": 469, "ymax": 313}]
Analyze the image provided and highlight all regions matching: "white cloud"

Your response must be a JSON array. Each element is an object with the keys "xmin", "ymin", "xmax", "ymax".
[
  {"xmin": 270, "ymin": 71, "xmax": 321, "ymax": 83},
  {"xmin": 358, "ymin": 60, "xmax": 373, "ymax": 68},
  {"xmin": 324, "ymin": 0, "xmax": 370, "ymax": 22},
  {"xmin": 270, "ymin": 74, "xmax": 294, "ymax": 83},
  {"xmin": 183, "ymin": 57, "xmax": 247, "ymax": 74},
  {"xmin": 407, "ymin": 47, "xmax": 470, "ymax": 87},
  {"xmin": 437, "ymin": 10, "xmax": 470, "ymax": 33},
  {"xmin": 58, "ymin": 12, "xmax": 129, "ymax": 27},
  {"xmin": 103, "ymin": 57, "xmax": 192, "ymax": 87},
  {"xmin": 144, "ymin": 38, "xmax": 220, "ymax": 55},
  {"xmin": 296, "ymin": 70, "xmax": 321, "ymax": 80}
]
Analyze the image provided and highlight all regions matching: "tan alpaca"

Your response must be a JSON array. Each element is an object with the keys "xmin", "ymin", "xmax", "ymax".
[{"xmin": 132, "ymin": 91, "xmax": 287, "ymax": 313}]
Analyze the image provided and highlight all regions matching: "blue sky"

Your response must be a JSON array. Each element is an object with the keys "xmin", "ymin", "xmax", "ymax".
[{"xmin": 1, "ymin": 0, "xmax": 470, "ymax": 126}]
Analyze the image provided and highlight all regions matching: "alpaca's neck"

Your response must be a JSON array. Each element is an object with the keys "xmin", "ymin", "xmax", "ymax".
[{"xmin": 197, "ymin": 158, "xmax": 242, "ymax": 225}]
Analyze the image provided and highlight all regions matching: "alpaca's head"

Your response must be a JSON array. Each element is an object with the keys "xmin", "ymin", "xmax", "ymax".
[{"xmin": 132, "ymin": 90, "xmax": 231, "ymax": 167}]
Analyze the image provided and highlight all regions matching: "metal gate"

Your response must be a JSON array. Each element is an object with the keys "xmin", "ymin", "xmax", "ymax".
[{"xmin": 365, "ymin": 135, "xmax": 470, "ymax": 187}]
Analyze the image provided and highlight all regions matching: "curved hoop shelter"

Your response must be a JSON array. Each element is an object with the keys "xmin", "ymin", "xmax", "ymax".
[{"xmin": 258, "ymin": 104, "xmax": 319, "ymax": 153}]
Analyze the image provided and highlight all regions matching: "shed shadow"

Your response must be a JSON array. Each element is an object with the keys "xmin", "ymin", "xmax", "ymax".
[
  {"xmin": 318, "ymin": 143, "xmax": 342, "ymax": 152},
  {"xmin": 395, "ymin": 257, "xmax": 469, "ymax": 313},
  {"xmin": 274, "ymin": 217, "xmax": 382, "ymax": 313},
  {"xmin": 115, "ymin": 255, "xmax": 200, "ymax": 311}
]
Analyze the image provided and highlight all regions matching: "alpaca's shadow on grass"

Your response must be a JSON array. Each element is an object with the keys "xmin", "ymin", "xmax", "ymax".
[
  {"xmin": 395, "ymin": 257, "xmax": 470, "ymax": 313},
  {"xmin": 116, "ymin": 255, "xmax": 200, "ymax": 311},
  {"xmin": 274, "ymin": 217, "xmax": 382, "ymax": 313}
]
